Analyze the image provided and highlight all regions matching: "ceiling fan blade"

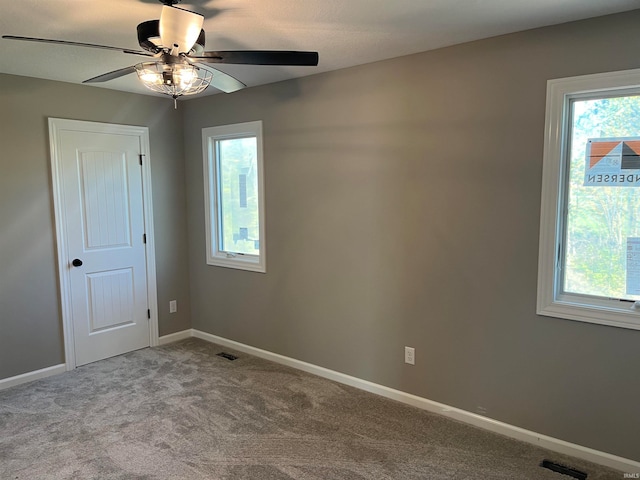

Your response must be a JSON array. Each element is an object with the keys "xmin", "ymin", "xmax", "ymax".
[
  {"xmin": 159, "ymin": 5, "xmax": 204, "ymax": 55},
  {"xmin": 137, "ymin": 0, "xmax": 226, "ymax": 19},
  {"xmin": 189, "ymin": 50, "xmax": 319, "ymax": 66},
  {"xmin": 2, "ymin": 35, "xmax": 153, "ymax": 56},
  {"xmin": 208, "ymin": 69, "xmax": 246, "ymax": 93},
  {"xmin": 83, "ymin": 66, "xmax": 137, "ymax": 83},
  {"xmin": 185, "ymin": 60, "xmax": 245, "ymax": 93}
]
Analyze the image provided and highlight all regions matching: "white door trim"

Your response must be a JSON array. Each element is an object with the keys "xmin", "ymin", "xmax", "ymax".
[{"xmin": 49, "ymin": 118, "xmax": 159, "ymax": 371}]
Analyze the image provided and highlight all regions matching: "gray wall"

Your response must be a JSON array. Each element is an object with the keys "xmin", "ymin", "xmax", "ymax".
[
  {"xmin": 0, "ymin": 74, "xmax": 191, "ymax": 380},
  {"xmin": 182, "ymin": 11, "xmax": 640, "ymax": 462}
]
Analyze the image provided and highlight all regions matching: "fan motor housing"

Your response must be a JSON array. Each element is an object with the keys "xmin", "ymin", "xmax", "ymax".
[{"xmin": 137, "ymin": 19, "xmax": 205, "ymax": 55}]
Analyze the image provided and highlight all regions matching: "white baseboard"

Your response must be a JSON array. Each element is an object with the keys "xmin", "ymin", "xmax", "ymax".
[
  {"xmin": 189, "ymin": 329, "xmax": 640, "ymax": 473},
  {"xmin": 158, "ymin": 329, "xmax": 192, "ymax": 346},
  {"xmin": 0, "ymin": 364, "xmax": 66, "ymax": 391}
]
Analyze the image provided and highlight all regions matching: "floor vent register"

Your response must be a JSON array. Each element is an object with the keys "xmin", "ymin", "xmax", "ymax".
[
  {"xmin": 216, "ymin": 352, "xmax": 239, "ymax": 361},
  {"xmin": 540, "ymin": 460, "xmax": 587, "ymax": 479}
]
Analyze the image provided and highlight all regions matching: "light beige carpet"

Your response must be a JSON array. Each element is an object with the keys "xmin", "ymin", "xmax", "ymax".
[{"xmin": 0, "ymin": 338, "xmax": 622, "ymax": 479}]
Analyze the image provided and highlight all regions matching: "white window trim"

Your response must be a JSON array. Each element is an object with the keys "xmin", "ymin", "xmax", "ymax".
[
  {"xmin": 202, "ymin": 120, "xmax": 266, "ymax": 273},
  {"xmin": 537, "ymin": 68, "xmax": 640, "ymax": 331}
]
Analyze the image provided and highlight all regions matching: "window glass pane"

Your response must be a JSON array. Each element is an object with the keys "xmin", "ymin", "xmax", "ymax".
[
  {"xmin": 564, "ymin": 95, "xmax": 640, "ymax": 300},
  {"xmin": 216, "ymin": 136, "xmax": 260, "ymax": 255}
]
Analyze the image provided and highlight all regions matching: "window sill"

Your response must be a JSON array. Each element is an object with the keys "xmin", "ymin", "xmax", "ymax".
[
  {"xmin": 206, "ymin": 255, "xmax": 266, "ymax": 273},
  {"xmin": 537, "ymin": 298, "xmax": 640, "ymax": 331}
]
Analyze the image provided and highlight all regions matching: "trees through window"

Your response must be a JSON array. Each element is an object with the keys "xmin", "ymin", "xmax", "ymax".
[
  {"xmin": 538, "ymin": 70, "xmax": 640, "ymax": 330},
  {"xmin": 203, "ymin": 121, "xmax": 266, "ymax": 273}
]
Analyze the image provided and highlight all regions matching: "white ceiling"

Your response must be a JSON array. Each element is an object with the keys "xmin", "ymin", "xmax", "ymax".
[{"xmin": 1, "ymin": 0, "xmax": 639, "ymax": 99}]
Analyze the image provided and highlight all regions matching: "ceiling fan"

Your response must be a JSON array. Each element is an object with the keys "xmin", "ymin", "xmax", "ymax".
[{"xmin": 2, "ymin": 0, "xmax": 319, "ymax": 105}]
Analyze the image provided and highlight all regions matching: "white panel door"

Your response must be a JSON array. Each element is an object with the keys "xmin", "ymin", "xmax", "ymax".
[{"xmin": 59, "ymin": 129, "xmax": 149, "ymax": 366}]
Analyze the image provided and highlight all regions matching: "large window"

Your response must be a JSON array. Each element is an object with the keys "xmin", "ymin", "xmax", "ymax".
[
  {"xmin": 203, "ymin": 121, "xmax": 265, "ymax": 272},
  {"xmin": 538, "ymin": 69, "xmax": 640, "ymax": 330}
]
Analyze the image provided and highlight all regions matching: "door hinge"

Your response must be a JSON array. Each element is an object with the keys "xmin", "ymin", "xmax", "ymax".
[
  {"xmin": 147, "ymin": 309, "xmax": 151, "ymax": 319},
  {"xmin": 143, "ymin": 233, "xmax": 147, "ymax": 244},
  {"xmin": 139, "ymin": 154, "xmax": 145, "ymax": 166}
]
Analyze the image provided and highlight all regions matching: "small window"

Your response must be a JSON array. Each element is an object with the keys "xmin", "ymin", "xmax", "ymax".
[
  {"xmin": 203, "ymin": 121, "xmax": 265, "ymax": 272},
  {"xmin": 538, "ymin": 69, "xmax": 640, "ymax": 330}
]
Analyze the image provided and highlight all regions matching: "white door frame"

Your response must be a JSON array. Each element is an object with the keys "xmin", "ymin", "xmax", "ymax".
[{"xmin": 49, "ymin": 118, "xmax": 159, "ymax": 371}]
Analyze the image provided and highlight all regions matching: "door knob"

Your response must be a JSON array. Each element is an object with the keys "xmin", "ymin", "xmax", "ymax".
[{"xmin": 72, "ymin": 258, "xmax": 83, "ymax": 267}]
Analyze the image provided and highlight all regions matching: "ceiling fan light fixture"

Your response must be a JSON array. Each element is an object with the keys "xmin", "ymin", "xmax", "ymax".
[
  {"xmin": 135, "ymin": 62, "xmax": 212, "ymax": 99},
  {"xmin": 4, "ymin": 2, "xmax": 318, "ymax": 101},
  {"xmin": 159, "ymin": 5, "xmax": 204, "ymax": 55}
]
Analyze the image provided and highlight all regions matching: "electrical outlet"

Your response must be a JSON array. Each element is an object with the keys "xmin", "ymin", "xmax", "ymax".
[
  {"xmin": 404, "ymin": 346, "xmax": 415, "ymax": 365},
  {"xmin": 169, "ymin": 300, "xmax": 177, "ymax": 313}
]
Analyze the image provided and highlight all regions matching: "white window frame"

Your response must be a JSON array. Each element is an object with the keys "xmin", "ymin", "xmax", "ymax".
[
  {"xmin": 537, "ymin": 68, "xmax": 640, "ymax": 331},
  {"xmin": 203, "ymin": 120, "xmax": 266, "ymax": 273}
]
